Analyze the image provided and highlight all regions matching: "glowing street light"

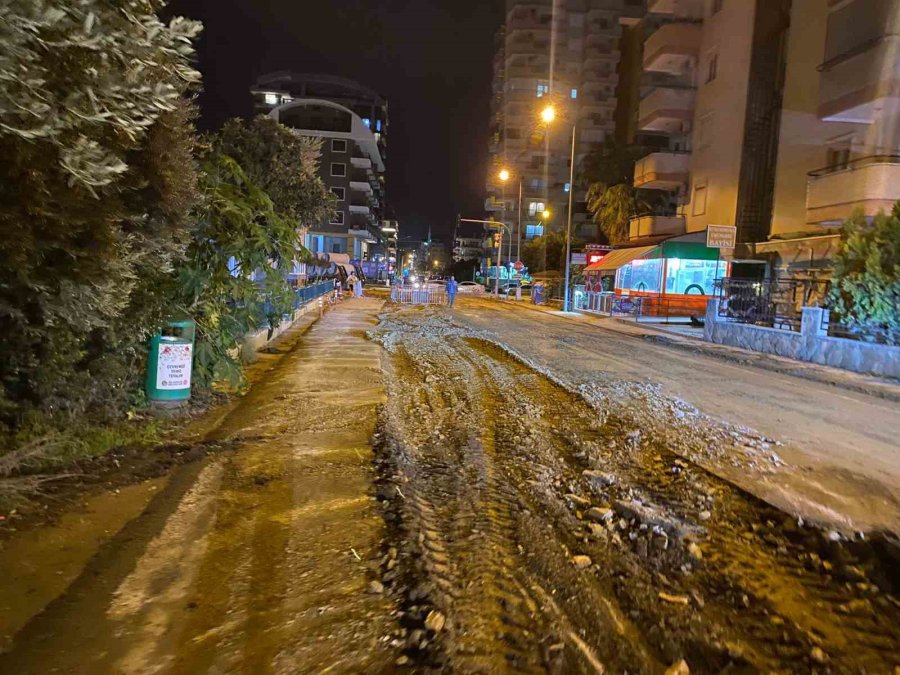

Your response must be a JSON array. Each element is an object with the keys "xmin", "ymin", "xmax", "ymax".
[
  {"xmin": 498, "ymin": 168, "xmax": 510, "ymax": 182},
  {"xmin": 542, "ymin": 209, "xmax": 551, "ymax": 220},
  {"xmin": 541, "ymin": 105, "xmax": 556, "ymax": 124}
]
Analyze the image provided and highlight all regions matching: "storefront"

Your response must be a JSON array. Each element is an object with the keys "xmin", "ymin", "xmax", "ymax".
[{"xmin": 582, "ymin": 234, "xmax": 728, "ymax": 317}]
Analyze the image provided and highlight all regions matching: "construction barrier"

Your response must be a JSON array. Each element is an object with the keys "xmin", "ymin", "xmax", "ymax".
[{"xmin": 390, "ymin": 286, "xmax": 448, "ymax": 305}]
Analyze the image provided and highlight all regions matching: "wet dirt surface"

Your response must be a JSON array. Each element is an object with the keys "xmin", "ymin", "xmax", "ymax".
[
  {"xmin": 0, "ymin": 299, "xmax": 400, "ymax": 674},
  {"xmin": 370, "ymin": 305, "xmax": 900, "ymax": 673}
]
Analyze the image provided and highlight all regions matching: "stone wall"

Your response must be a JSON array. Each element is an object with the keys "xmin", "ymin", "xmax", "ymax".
[{"xmin": 704, "ymin": 300, "xmax": 900, "ymax": 378}]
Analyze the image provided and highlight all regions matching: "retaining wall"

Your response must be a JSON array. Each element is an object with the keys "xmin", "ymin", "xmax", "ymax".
[{"xmin": 704, "ymin": 300, "xmax": 900, "ymax": 378}]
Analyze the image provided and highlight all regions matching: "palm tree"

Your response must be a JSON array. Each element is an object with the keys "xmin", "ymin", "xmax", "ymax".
[{"xmin": 586, "ymin": 182, "xmax": 648, "ymax": 245}]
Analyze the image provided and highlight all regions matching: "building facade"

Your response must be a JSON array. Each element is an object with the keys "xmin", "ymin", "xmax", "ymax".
[
  {"xmin": 487, "ymin": 0, "xmax": 641, "ymax": 258},
  {"xmin": 252, "ymin": 73, "xmax": 390, "ymax": 262},
  {"xmin": 622, "ymin": 0, "xmax": 900, "ymax": 281}
]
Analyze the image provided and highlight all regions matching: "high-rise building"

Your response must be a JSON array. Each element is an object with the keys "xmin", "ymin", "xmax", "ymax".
[
  {"xmin": 487, "ymin": 0, "xmax": 638, "ymax": 256},
  {"xmin": 252, "ymin": 73, "xmax": 389, "ymax": 261},
  {"xmin": 622, "ymin": 0, "xmax": 899, "ymax": 280}
]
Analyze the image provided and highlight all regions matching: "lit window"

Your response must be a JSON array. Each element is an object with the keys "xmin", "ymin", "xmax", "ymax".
[
  {"xmin": 264, "ymin": 93, "xmax": 279, "ymax": 105},
  {"xmin": 362, "ymin": 117, "xmax": 371, "ymax": 128},
  {"xmin": 525, "ymin": 224, "xmax": 544, "ymax": 239},
  {"xmin": 536, "ymin": 83, "xmax": 549, "ymax": 98},
  {"xmin": 528, "ymin": 201, "xmax": 546, "ymax": 217},
  {"xmin": 375, "ymin": 119, "xmax": 382, "ymax": 132},
  {"xmin": 570, "ymin": 88, "xmax": 578, "ymax": 99},
  {"xmin": 564, "ymin": 182, "xmax": 571, "ymax": 192}
]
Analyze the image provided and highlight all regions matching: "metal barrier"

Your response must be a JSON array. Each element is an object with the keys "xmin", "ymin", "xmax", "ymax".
[
  {"xmin": 256, "ymin": 281, "xmax": 335, "ymax": 329},
  {"xmin": 390, "ymin": 286, "xmax": 448, "ymax": 305},
  {"xmin": 576, "ymin": 292, "xmax": 643, "ymax": 317},
  {"xmin": 717, "ymin": 278, "xmax": 830, "ymax": 332}
]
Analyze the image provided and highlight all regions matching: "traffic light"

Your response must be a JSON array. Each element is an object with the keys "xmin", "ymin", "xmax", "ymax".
[{"xmin": 493, "ymin": 233, "xmax": 502, "ymax": 247}]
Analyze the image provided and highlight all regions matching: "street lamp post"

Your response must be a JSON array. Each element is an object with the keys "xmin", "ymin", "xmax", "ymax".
[{"xmin": 541, "ymin": 104, "xmax": 577, "ymax": 312}]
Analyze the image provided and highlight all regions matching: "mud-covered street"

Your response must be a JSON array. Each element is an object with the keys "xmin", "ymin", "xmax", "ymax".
[
  {"xmin": 370, "ymin": 303, "xmax": 900, "ymax": 672},
  {"xmin": 1, "ymin": 298, "xmax": 898, "ymax": 674}
]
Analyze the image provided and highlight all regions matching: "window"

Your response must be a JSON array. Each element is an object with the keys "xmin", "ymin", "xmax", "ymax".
[
  {"xmin": 696, "ymin": 113, "xmax": 714, "ymax": 149},
  {"xmin": 529, "ymin": 178, "xmax": 545, "ymax": 190},
  {"xmin": 692, "ymin": 181, "xmax": 708, "ymax": 216},
  {"xmin": 711, "ymin": 0, "xmax": 723, "ymax": 14},
  {"xmin": 826, "ymin": 146, "xmax": 851, "ymax": 170},
  {"xmin": 362, "ymin": 117, "xmax": 371, "ymax": 128},
  {"xmin": 570, "ymin": 88, "xmax": 578, "ymax": 99},
  {"xmin": 564, "ymin": 182, "xmax": 571, "ymax": 193},
  {"xmin": 332, "ymin": 242, "xmax": 342, "ymax": 253},
  {"xmin": 264, "ymin": 92, "xmax": 279, "ymax": 105},
  {"xmin": 330, "ymin": 210, "xmax": 344, "ymax": 225},
  {"xmin": 331, "ymin": 139, "xmax": 347, "ymax": 153},
  {"xmin": 525, "ymin": 224, "xmax": 544, "ymax": 239},
  {"xmin": 330, "ymin": 162, "xmax": 346, "ymax": 177},
  {"xmin": 528, "ymin": 201, "xmax": 546, "ymax": 217},
  {"xmin": 375, "ymin": 119, "xmax": 382, "ymax": 132},
  {"xmin": 330, "ymin": 187, "xmax": 345, "ymax": 201},
  {"xmin": 706, "ymin": 52, "xmax": 718, "ymax": 83},
  {"xmin": 536, "ymin": 83, "xmax": 550, "ymax": 98}
]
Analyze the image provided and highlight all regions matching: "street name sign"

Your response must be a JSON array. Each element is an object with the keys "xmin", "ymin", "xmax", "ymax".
[{"xmin": 707, "ymin": 225, "xmax": 737, "ymax": 249}]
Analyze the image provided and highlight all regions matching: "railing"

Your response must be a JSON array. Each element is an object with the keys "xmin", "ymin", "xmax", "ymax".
[
  {"xmin": 716, "ymin": 279, "xmax": 830, "ymax": 331},
  {"xmin": 575, "ymin": 291, "xmax": 643, "ymax": 317},
  {"xmin": 807, "ymin": 154, "xmax": 900, "ymax": 178},
  {"xmin": 390, "ymin": 286, "xmax": 448, "ymax": 305},
  {"xmin": 256, "ymin": 281, "xmax": 335, "ymax": 330},
  {"xmin": 636, "ymin": 295, "xmax": 708, "ymax": 324}
]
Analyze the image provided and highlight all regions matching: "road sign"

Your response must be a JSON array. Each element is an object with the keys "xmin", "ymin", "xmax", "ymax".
[
  {"xmin": 514, "ymin": 260, "xmax": 524, "ymax": 271},
  {"xmin": 571, "ymin": 252, "xmax": 587, "ymax": 265},
  {"xmin": 706, "ymin": 225, "xmax": 737, "ymax": 249}
]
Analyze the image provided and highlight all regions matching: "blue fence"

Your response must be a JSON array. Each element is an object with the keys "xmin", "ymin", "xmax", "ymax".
[{"xmin": 256, "ymin": 281, "xmax": 334, "ymax": 330}]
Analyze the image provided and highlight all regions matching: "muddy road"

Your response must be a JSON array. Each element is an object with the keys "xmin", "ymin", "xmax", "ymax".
[{"xmin": 371, "ymin": 306, "xmax": 900, "ymax": 673}]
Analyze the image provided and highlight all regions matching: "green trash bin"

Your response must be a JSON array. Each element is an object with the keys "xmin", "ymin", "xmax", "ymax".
[{"xmin": 146, "ymin": 320, "xmax": 195, "ymax": 403}]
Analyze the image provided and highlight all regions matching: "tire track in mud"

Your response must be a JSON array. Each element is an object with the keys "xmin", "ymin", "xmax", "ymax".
[{"xmin": 371, "ymin": 307, "xmax": 900, "ymax": 673}]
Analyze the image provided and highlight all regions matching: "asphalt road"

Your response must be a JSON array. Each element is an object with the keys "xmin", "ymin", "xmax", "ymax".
[{"xmin": 454, "ymin": 297, "xmax": 900, "ymax": 533}]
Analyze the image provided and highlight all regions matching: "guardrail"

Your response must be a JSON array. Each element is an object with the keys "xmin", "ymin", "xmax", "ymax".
[
  {"xmin": 390, "ymin": 286, "xmax": 448, "ymax": 305},
  {"xmin": 257, "ymin": 281, "xmax": 335, "ymax": 330}
]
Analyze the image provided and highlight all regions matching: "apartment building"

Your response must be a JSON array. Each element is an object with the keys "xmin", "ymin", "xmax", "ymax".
[
  {"xmin": 487, "ymin": 0, "xmax": 639, "ymax": 256},
  {"xmin": 761, "ymin": 0, "xmax": 900, "ymax": 278},
  {"xmin": 252, "ymin": 73, "xmax": 389, "ymax": 261},
  {"xmin": 623, "ymin": 0, "xmax": 900, "ymax": 281}
]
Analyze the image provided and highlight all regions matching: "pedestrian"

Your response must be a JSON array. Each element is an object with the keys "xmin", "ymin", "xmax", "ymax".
[
  {"xmin": 446, "ymin": 275, "xmax": 459, "ymax": 307},
  {"xmin": 354, "ymin": 276, "xmax": 363, "ymax": 298},
  {"xmin": 346, "ymin": 272, "xmax": 357, "ymax": 296}
]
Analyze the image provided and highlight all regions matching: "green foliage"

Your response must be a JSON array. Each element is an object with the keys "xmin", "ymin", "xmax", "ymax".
[
  {"xmin": 176, "ymin": 152, "xmax": 300, "ymax": 388},
  {"xmin": 828, "ymin": 204, "xmax": 900, "ymax": 344},
  {"xmin": 0, "ymin": 0, "xmax": 202, "ymax": 429},
  {"xmin": 586, "ymin": 183, "xmax": 648, "ymax": 246},
  {"xmin": 215, "ymin": 117, "xmax": 335, "ymax": 229},
  {"xmin": 522, "ymin": 231, "xmax": 584, "ymax": 273}
]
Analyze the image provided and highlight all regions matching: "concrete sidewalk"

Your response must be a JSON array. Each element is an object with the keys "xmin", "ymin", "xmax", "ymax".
[{"xmin": 1, "ymin": 297, "xmax": 400, "ymax": 673}]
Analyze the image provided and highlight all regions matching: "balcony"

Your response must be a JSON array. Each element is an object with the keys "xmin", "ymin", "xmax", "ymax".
[
  {"xmin": 648, "ymin": 0, "xmax": 704, "ymax": 19},
  {"xmin": 629, "ymin": 214, "xmax": 686, "ymax": 239},
  {"xmin": 633, "ymin": 152, "xmax": 690, "ymax": 190},
  {"xmin": 806, "ymin": 156, "xmax": 900, "ymax": 225},
  {"xmin": 818, "ymin": 36, "xmax": 900, "ymax": 122},
  {"xmin": 349, "ymin": 180, "xmax": 372, "ymax": 194},
  {"xmin": 350, "ymin": 157, "xmax": 372, "ymax": 170},
  {"xmin": 348, "ymin": 204, "xmax": 371, "ymax": 215},
  {"xmin": 643, "ymin": 22, "xmax": 702, "ymax": 75},
  {"xmin": 638, "ymin": 86, "xmax": 696, "ymax": 133}
]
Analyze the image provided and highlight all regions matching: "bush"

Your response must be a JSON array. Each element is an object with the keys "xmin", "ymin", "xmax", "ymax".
[{"xmin": 828, "ymin": 204, "xmax": 900, "ymax": 344}]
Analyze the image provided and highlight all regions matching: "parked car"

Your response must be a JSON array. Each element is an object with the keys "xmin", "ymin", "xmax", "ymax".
[{"xmin": 457, "ymin": 281, "xmax": 484, "ymax": 296}]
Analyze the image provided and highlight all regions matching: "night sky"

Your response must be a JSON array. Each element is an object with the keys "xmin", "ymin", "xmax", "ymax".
[{"xmin": 166, "ymin": 0, "xmax": 505, "ymax": 241}]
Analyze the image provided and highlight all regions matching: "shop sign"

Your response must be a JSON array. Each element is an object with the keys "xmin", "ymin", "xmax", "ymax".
[
  {"xmin": 571, "ymin": 252, "xmax": 587, "ymax": 265},
  {"xmin": 706, "ymin": 225, "xmax": 737, "ymax": 249}
]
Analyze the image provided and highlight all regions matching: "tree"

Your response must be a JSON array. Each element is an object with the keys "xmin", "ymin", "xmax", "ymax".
[
  {"xmin": 522, "ymin": 231, "xmax": 584, "ymax": 273},
  {"xmin": 586, "ymin": 183, "xmax": 648, "ymax": 246},
  {"xmin": 828, "ymin": 204, "xmax": 900, "ymax": 344},
  {"xmin": 214, "ymin": 117, "xmax": 334, "ymax": 229},
  {"xmin": 580, "ymin": 138, "xmax": 657, "ymax": 245},
  {"xmin": 176, "ymin": 151, "xmax": 307, "ymax": 388},
  {"xmin": 0, "ymin": 0, "xmax": 202, "ymax": 426}
]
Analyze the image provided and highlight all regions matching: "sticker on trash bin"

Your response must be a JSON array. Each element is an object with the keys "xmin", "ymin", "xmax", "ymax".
[{"xmin": 157, "ymin": 343, "xmax": 193, "ymax": 390}]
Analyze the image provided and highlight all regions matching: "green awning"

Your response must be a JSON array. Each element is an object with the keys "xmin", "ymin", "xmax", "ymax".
[{"xmin": 646, "ymin": 241, "xmax": 722, "ymax": 261}]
